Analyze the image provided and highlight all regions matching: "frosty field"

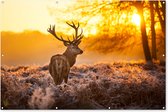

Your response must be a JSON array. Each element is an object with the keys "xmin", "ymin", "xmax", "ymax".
[{"xmin": 1, "ymin": 62, "xmax": 165, "ymax": 109}]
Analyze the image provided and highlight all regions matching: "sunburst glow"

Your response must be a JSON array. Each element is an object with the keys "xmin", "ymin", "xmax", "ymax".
[
  {"xmin": 90, "ymin": 28, "xmax": 97, "ymax": 35},
  {"xmin": 132, "ymin": 14, "xmax": 140, "ymax": 26}
]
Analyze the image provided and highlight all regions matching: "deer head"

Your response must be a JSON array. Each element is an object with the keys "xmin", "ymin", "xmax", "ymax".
[{"xmin": 47, "ymin": 22, "xmax": 83, "ymax": 55}]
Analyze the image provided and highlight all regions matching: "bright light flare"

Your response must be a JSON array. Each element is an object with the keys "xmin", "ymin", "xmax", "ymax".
[
  {"xmin": 132, "ymin": 14, "xmax": 140, "ymax": 26},
  {"xmin": 84, "ymin": 28, "xmax": 97, "ymax": 37},
  {"xmin": 90, "ymin": 28, "xmax": 97, "ymax": 35}
]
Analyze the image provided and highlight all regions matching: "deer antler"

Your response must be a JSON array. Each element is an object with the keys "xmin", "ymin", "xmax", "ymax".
[
  {"xmin": 66, "ymin": 21, "xmax": 83, "ymax": 45},
  {"xmin": 47, "ymin": 25, "xmax": 72, "ymax": 44},
  {"xmin": 48, "ymin": 22, "xmax": 83, "ymax": 45}
]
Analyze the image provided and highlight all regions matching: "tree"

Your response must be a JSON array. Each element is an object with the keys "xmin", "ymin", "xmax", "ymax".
[
  {"xmin": 150, "ymin": 2, "xmax": 157, "ymax": 60},
  {"xmin": 154, "ymin": 1, "xmax": 165, "ymax": 36},
  {"xmin": 133, "ymin": 1, "xmax": 152, "ymax": 64},
  {"xmin": 154, "ymin": 1, "xmax": 166, "ymax": 60}
]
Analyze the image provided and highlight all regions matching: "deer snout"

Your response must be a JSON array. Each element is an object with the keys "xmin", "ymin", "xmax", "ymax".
[{"xmin": 80, "ymin": 50, "xmax": 83, "ymax": 54}]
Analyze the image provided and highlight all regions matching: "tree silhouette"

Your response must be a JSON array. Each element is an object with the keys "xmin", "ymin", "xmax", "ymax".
[
  {"xmin": 132, "ymin": 1, "xmax": 152, "ymax": 64},
  {"xmin": 150, "ymin": 2, "xmax": 157, "ymax": 60}
]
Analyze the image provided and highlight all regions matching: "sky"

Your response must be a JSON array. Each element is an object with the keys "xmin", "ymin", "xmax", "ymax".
[
  {"xmin": 1, "ymin": 0, "xmax": 74, "ymax": 33},
  {"xmin": 0, "ymin": 0, "xmax": 140, "ymax": 34}
]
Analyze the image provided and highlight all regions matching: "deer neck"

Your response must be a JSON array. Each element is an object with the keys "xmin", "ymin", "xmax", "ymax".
[{"xmin": 63, "ymin": 50, "xmax": 77, "ymax": 67}]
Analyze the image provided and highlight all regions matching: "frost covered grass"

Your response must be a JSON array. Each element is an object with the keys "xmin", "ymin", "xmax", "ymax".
[{"xmin": 1, "ymin": 62, "xmax": 165, "ymax": 109}]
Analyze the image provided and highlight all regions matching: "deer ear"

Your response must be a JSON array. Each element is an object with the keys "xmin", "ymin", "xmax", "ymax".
[
  {"xmin": 63, "ymin": 42, "xmax": 69, "ymax": 46},
  {"xmin": 75, "ymin": 40, "xmax": 81, "ymax": 46}
]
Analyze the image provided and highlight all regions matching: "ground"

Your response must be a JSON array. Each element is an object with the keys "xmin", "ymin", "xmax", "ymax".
[{"xmin": 1, "ymin": 62, "xmax": 165, "ymax": 109}]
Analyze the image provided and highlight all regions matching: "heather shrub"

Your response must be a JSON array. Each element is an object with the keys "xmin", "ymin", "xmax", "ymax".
[{"xmin": 1, "ymin": 62, "xmax": 165, "ymax": 109}]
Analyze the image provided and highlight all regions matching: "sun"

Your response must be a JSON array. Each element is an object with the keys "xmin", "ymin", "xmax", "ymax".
[
  {"xmin": 90, "ymin": 28, "xmax": 97, "ymax": 35},
  {"xmin": 132, "ymin": 14, "xmax": 140, "ymax": 26}
]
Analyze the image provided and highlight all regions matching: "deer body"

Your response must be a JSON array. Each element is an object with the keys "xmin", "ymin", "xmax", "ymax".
[
  {"xmin": 48, "ymin": 22, "xmax": 83, "ymax": 85},
  {"xmin": 49, "ymin": 54, "xmax": 70, "ymax": 85}
]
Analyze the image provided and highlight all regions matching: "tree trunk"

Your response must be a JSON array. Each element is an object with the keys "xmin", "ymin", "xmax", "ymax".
[
  {"xmin": 150, "ymin": 2, "xmax": 157, "ymax": 60},
  {"xmin": 154, "ymin": 1, "xmax": 165, "ymax": 63},
  {"xmin": 137, "ymin": 4, "xmax": 153, "ymax": 64},
  {"xmin": 154, "ymin": 1, "xmax": 165, "ymax": 36}
]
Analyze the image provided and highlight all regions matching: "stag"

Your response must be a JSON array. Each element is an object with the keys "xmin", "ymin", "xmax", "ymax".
[{"xmin": 47, "ymin": 22, "xmax": 83, "ymax": 85}]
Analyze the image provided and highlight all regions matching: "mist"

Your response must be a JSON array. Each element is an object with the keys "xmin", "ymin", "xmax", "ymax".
[{"xmin": 1, "ymin": 31, "xmax": 145, "ymax": 66}]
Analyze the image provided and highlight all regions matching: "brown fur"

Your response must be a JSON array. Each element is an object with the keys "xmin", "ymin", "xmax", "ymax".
[
  {"xmin": 49, "ymin": 45, "xmax": 83, "ymax": 85},
  {"xmin": 49, "ymin": 54, "xmax": 70, "ymax": 85}
]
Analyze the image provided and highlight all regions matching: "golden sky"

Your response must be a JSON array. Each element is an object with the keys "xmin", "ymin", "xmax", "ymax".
[
  {"xmin": 1, "ymin": 0, "xmax": 141, "ymax": 36},
  {"xmin": 1, "ymin": 0, "xmax": 76, "ymax": 33}
]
